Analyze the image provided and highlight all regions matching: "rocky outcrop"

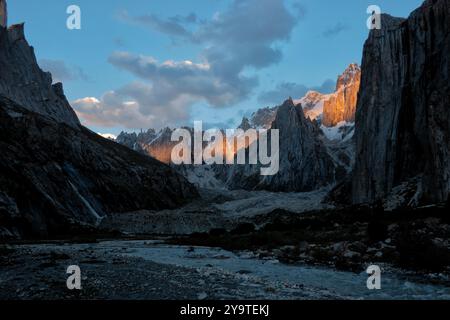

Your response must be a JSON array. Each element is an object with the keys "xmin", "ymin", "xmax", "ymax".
[
  {"xmin": 353, "ymin": 0, "xmax": 450, "ymax": 205},
  {"xmin": 0, "ymin": 23, "xmax": 198, "ymax": 239},
  {"xmin": 116, "ymin": 131, "xmax": 146, "ymax": 154},
  {"xmin": 0, "ymin": 96, "xmax": 198, "ymax": 239},
  {"xmin": 117, "ymin": 128, "xmax": 184, "ymax": 164},
  {"xmin": 247, "ymin": 106, "xmax": 278, "ymax": 129},
  {"xmin": 140, "ymin": 128, "xmax": 179, "ymax": 164},
  {"xmin": 322, "ymin": 64, "xmax": 361, "ymax": 127},
  {"xmin": 0, "ymin": 24, "xmax": 80, "ymax": 128},
  {"xmin": 225, "ymin": 99, "xmax": 337, "ymax": 192},
  {"xmin": 238, "ymin": 117, "xmax": 251, "ymax": 131},
  {"xmin": 0, "ymin": 0, "xmax": 6, "ymax": 28}
]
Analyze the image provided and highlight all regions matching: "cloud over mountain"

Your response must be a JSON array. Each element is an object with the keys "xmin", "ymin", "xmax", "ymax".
[
  {"xmin": 74, "ymin": 0, "xmax": 302, "ymax": 129},
  {"xmin": 258, "ymin": 79, "xmax": 336, "ymax": 105}
]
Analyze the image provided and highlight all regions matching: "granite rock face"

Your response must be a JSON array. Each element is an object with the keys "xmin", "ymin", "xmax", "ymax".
[
  {"xmin": 248, "ymin": 106, "xmax": 278, "ymax": 129},
  {"xmin": 238, "ymin": 117, "xmax": 252, "ymax": 131},
  {"xmin": 322, "ymin": 64, "xmax": 361, "ymax": 127},
  {"xmin": 0, "ymin": 24, "xmax": 198, "ymax": 239},
  {"xmin": 0, "ymin": 0, "xmax": 6, "ymax": 27},
  {"xmin": 353, "ymin": 0, "xmax": 450, "ymax": 205},
  {"xmin": 0, "ymin": 97, "xmax": 198, "ymax": 239},
  {"xmin": 225, "ymin": 99, "xmax": 337, "ymax": 192},
  {"xmin": 0, "ymin": 24, "xmax": 80, "ymax": 128},
  {"xmin": 115, "ymin": 131, "xmax": 146, "ymax": 154}
]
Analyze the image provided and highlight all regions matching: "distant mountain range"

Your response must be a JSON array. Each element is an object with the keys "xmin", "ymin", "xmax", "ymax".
[
  {"xmin": 116, "ymin": 63, "xmax": 361, "ymax": 192},
  {"xmin": 115, "ymin": 0, "xmax": 449, "ymax": 208}
]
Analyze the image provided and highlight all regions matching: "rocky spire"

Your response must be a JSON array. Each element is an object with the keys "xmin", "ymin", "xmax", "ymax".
[
  {"xmin": 0, "ymin": 0, "xmax": 6, "ymax": 28},
  {"xmin": 238, "ymin": 117, "xmax": 251, "ymax": 131},
  {"xmin": 322, "ymin": 64, "xmax": 361, "ymax": 127},
  {"xmin": 226, "ymin": 98, "xmax": 337, "ymax": 192},
  {"xmin": 0, "ymin": 23, "xmax": 81, "ymax": 128}
]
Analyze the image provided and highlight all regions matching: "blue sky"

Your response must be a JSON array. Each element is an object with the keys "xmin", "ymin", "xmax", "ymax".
[{"xmin": 8, "ymin": 0, "xmax": 423, "ymax": 135}]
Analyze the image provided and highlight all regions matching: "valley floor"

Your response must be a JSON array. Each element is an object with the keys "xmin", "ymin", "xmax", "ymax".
[
  {"xmin": 1, "ymin": 240, "xmax": 450, "ymax": 300},
  {"xmin": 2, "ymin": 188, "xmax": 449, "ymax": 300},
  {"xmin": 99, "ymin": 187, "xmax": 333, "ymax": 235}
]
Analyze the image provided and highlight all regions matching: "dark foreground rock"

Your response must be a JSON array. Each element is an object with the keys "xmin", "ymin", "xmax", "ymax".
[
  {"xmin": 0, "ymin": 22, "xmax": 198, "ymax": 240},
  {"xmin": 170, "ymin": 203, "xmax": 450, "ymax": 276},
  {"xmin": 0, "ymin": 96, "xmax": 198, "ymax": 239},
  {"xmin": 353, "ymin": 0, "xmax": 450, "ymax": 205}
]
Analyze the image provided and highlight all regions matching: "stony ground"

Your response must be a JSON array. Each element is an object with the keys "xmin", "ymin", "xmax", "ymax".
[
  {"xmin": 0, "ymin": 244, "xmax": 340, "ymax": 300},
  {"xmin": 170, "ymin": 203, "xmax": 450, "ymax": 280},
  {"xmin": 99, "ymin": 187, "xmax": 332, "ymax": 236},
  {"xmin": 2, "ymin": 194, "xmax": 449, "ymax": 300}
]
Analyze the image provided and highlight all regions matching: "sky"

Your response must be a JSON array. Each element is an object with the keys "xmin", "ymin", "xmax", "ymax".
[{"xmin": 8, "ymin": 0, "xmax": 423, "ymax": 135}]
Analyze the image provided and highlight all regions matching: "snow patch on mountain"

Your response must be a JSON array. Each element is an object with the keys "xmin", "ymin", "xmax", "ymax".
[
  {"xmin": 98, "ymin": 133, "xmax": 117, "ymax": 140},
  {"xmin": 321, "ymin": 121, "xmax": 355, "ymax": 142},
  {"xmin": 294, "ymin": 91, "xmax": 329, "ymax": 122}
]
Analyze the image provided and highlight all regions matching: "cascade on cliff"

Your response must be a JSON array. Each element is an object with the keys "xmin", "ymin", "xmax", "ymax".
[{"xmin": 352, "ymin": 0, "xmax": 450, "ymax": 205}]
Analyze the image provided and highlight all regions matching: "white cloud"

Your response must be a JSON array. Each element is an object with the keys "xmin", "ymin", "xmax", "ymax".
[
  {"xmin": 74, "ymin": 0, "xmax": 302, "ymax": 129},
  {"xmin": 73, "ymin": 84, "xmax": 191, "ymax": 130}
]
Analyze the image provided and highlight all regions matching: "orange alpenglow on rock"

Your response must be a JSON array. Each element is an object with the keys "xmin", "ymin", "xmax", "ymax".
[
  {"xmin": 0, "ymin": 0, "xmax": 6, "ymax": 28},
  {"xmin": 322, "ymin": 63, "xmax": 361, "ymax": 127}
]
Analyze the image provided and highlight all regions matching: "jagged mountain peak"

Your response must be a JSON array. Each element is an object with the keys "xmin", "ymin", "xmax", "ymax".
[
  {"xmin": 283, "ymin": 97, "xmax": 296, "ymax": 107},
  {"xmin": 239, "ymin": 106, "xmax": 278, "ymax": 130},
  {"xmin": 301, "ymin": 90, "xmax": 324, "ymax": 102},
  {"xmin": 336, "ymin": 63, "xmax": 361, "ymax": 89},
  {"xmin": 275, "ymin": 97, "xmax": 307, "ymax": 126},
  {"xmin": 0, "ymin": 23, "xmax": 80, "ymax": 128},
  {"xmin": 224, "ymin": 97, "xmax": 337, "ymax": 192},
  {"xmin": 238, "ymin": 117, "xmax": 251, "ymax": 130},
  {"xmin": 295, "ymin": 91, "xmax": 328, "ymax": 122},
  {"xmin": 322, "ymin": 63, "xmax": 361, "ymax": 127}
]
